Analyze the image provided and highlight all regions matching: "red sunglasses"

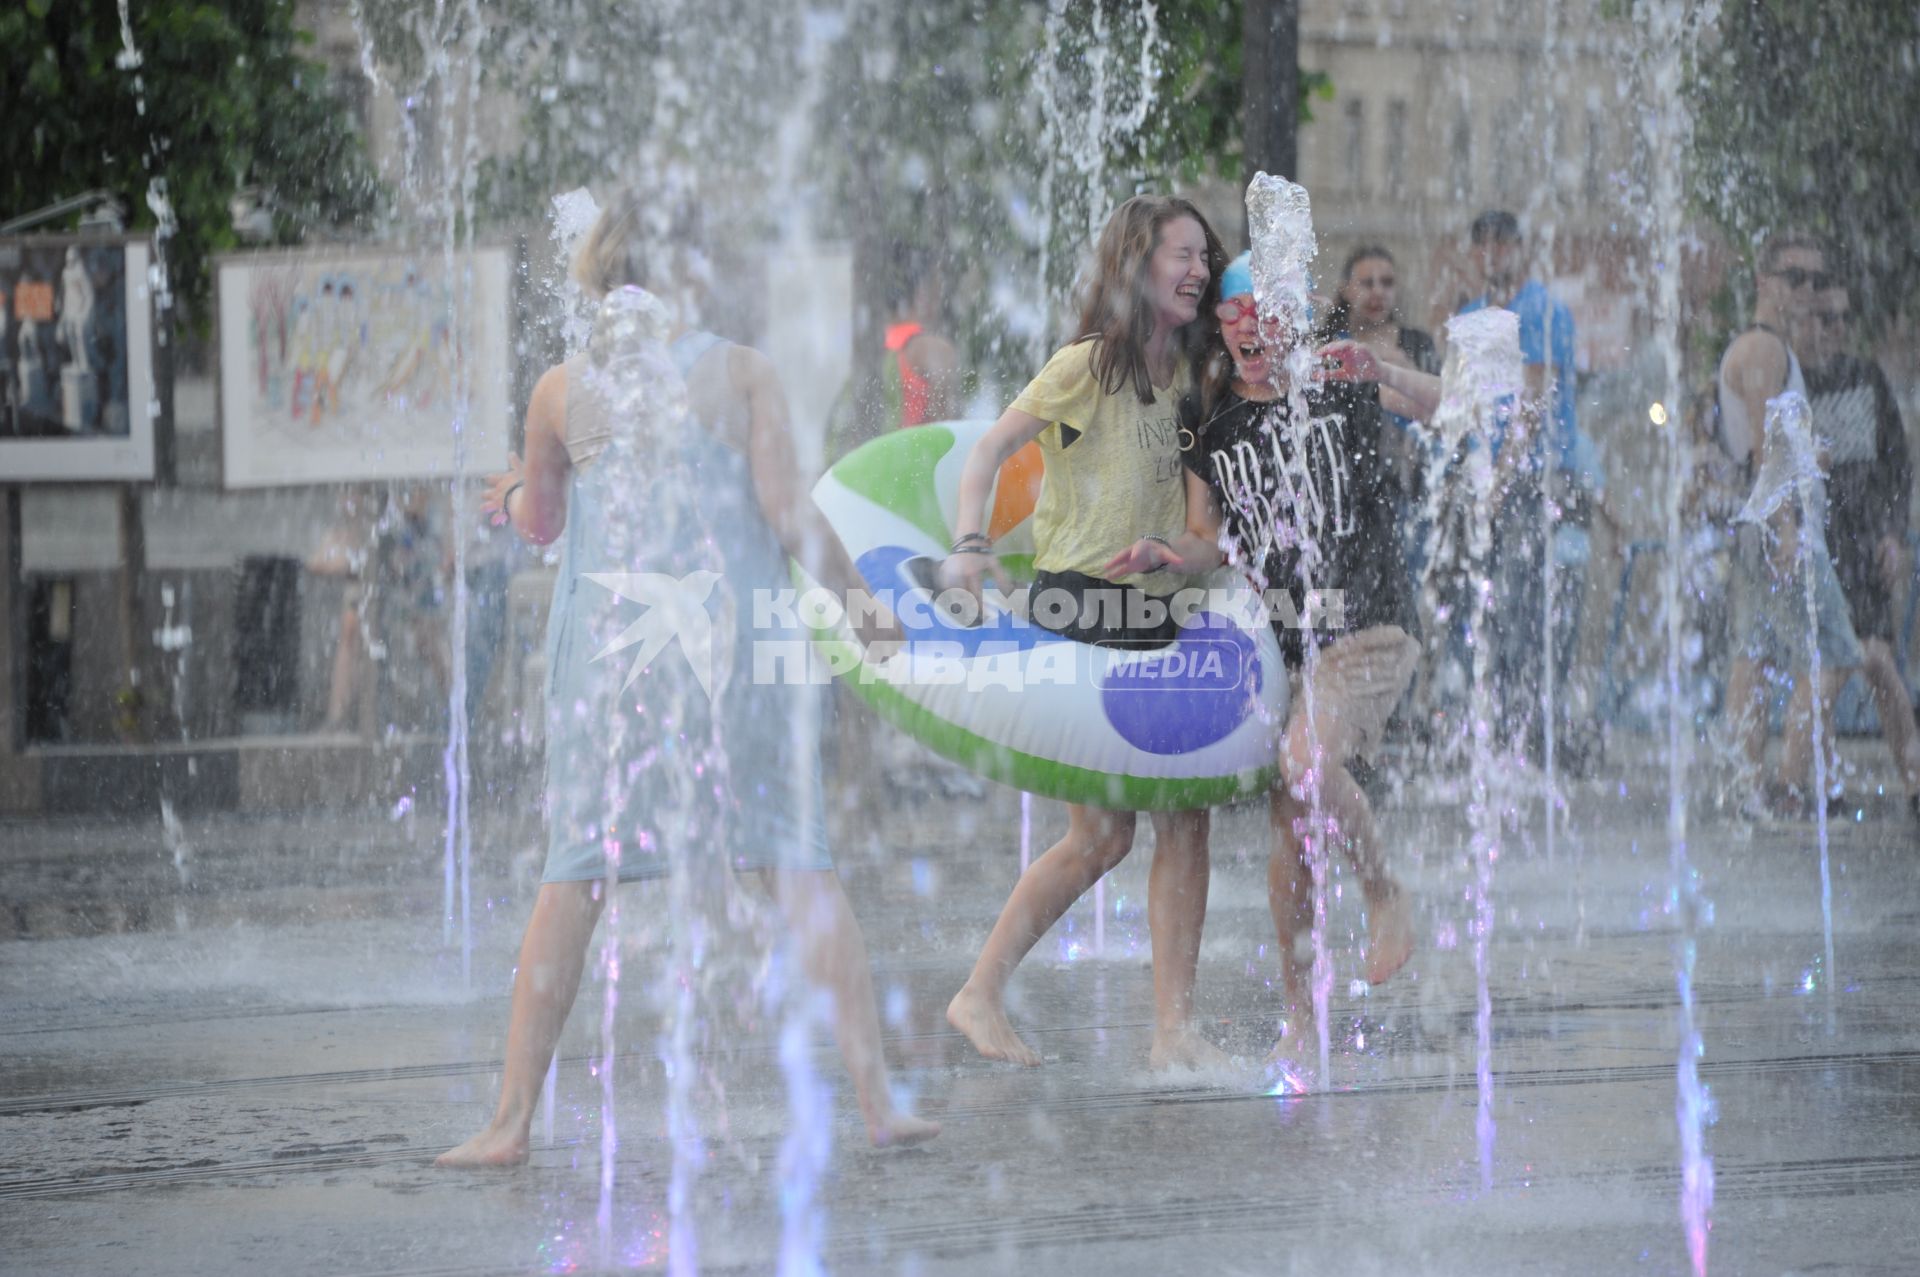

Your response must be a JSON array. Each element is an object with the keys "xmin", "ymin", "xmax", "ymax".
[{"xmin": 1215, "ymin": 296, "xmax": 1258, "ymax": 323}]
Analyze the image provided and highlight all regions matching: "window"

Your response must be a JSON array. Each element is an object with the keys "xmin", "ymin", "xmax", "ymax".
[
  {"xmin": 1584, "ymin": 105, "xmax": 1603, "ymax": 203},
  {"xmin": 1385, "ymin": 100, "xmax": 1408, "ymax": 199},
  {"xmin": 1343, "ymin": 99, "xmax": 1367, "ymax": 195},
  {"xmin": 1493, "ymin": 102, "xmax": 1519, "ymax": 194},
  {"xmin": 1449, "ymin": 108, "xmax": 1472, "ymax": 200}
]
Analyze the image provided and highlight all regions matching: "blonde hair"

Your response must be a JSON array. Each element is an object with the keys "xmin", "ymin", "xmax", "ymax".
[{"xmin": 571, "ymin": 191, "xmax": 649, "ymax": 299}]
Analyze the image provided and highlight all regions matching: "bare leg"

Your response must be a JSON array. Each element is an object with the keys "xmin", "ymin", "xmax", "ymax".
[
  {"xmin": 1319, "ymin": 762, "xmax": 1413, "ymax": 985},
  {"xmin": 947, "ymin": 804, "xmax": 1135, "ymax": 1065},
  {"xmin": 1861, "ymin": 639, "xmax": 1920, "ymax": 797},
  {"xmin": 764, "ymin": 869, "xmax": 940, "ymax": 1148},
  {"xmin": 1778, "ymin": 666, "xmax": 1852, "ymax": 800},
  {"xmin": 1267, "ymin": 787, "xmax": 1313, "ymax": 1028},
  {"xmin": 1725, "ymin": 655, "xmax": 1769, "ymax": 790},
  {"xmin": 1146, "ymin": 808, "xmax": 1226, "ymax": 1071},
  {"xmin": 438, "ymin": 880, "xmax": 605, "ymax": 1167},
  {"xmin": 1281, "ymin": 706, "xmax": 1413, "ymax": 990}
]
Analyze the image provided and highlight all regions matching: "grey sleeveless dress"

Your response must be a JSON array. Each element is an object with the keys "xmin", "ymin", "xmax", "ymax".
[{"xmin": 540, "ymin": 331, "xmax": 832, "ymax": 883}]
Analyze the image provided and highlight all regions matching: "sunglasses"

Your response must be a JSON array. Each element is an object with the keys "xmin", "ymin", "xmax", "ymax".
[
  {"xmin": 1215, "ymin": 296, "xmax": 1258, "ymax": 323},
  {"xmin": 1769, "ymin": 267, "xmax": 1831, "ymax": 290}
]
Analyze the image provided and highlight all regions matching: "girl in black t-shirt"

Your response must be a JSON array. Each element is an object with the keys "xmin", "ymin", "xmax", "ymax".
[{"xmin": 1108, "ymin": 253, "xmax": 1420, "ymax": 1055}]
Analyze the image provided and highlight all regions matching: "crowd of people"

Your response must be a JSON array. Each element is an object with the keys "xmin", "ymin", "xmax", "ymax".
[{"xmin": 433, "ymin": 184, "xmax": 1915, "ymax": 1165}]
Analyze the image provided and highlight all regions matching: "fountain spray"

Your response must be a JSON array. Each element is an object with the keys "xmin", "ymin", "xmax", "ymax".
[{"xmin": 1245, "ymin": 172, "xmax": 1329, "ymax": 1087}]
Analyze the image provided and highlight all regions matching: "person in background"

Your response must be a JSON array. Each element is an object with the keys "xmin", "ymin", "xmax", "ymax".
[
  {"xmin": 824, "ymin": 245, "xmax": 963, "ymax": 462},
  {"xmin": 882, "ymin": 246, "xmax": 962, "ymax": 428},
  {"xmin": 1797, "ymin": 280, "xmax": 1920, "ymax": 817},
  {"xmin": 1454, "ymin": 210, "xmax": 1594, "ymax": 762},
  {"xmin": 1314, "ymin": 246, "xmax": 1444, "ymax": 605},
  {"xmin": 1718, "ymin": 232, "xmax": 1862, "ymax": 820}
]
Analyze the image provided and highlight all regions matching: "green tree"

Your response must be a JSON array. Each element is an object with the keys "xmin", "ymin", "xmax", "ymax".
[
  {"xmin": 1689, "ymin": 0, "xmax": 1920, "ymax": 332},
  {"xmin": 1, "ymin": 0, "xmax": 379, "ymax": 329},
  {"xmin": 812, "ymin": 0, "xmax": 1327, "ymax": 438}
]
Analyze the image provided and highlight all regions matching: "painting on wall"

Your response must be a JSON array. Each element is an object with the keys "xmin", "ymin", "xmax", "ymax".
[
  {"xmin": 0, "ymin": 236, "xmax": 156, "ymax": 481},
  {"xmin": 218, "ymin": 247, "xmax": 512, "ymax": 487}
]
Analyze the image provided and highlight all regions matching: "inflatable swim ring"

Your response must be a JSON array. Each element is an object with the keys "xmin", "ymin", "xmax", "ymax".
[{"xmin": 798, "ymin": 420, "xmax": 1288, "ymax": 810}]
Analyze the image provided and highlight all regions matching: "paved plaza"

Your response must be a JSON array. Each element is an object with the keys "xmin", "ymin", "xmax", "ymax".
[{"xmin": 3, "ymin": 741, "xmax": 1918, "ymax": 1275}]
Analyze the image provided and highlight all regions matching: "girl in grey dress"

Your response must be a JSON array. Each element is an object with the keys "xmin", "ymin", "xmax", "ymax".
[{"xmin": 439, "ymin": 202, "xmax": 937, "ymax": 1166}]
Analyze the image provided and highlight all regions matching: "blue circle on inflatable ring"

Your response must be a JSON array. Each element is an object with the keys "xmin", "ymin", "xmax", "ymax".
[{"xmin": 1099, "ymin": 613, "xmax": 1262, "ymax": 755}]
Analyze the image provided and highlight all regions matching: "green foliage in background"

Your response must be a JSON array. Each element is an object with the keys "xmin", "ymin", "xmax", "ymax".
[
  {"xmin": 1, "ymin": 0, "xmax": 380, "ymax": 329},
  {"xmin": 1690, "ymin": 0, "xmax": 1920, "ymax": 334},
  {"xmin": 813, "ymin": 0, "xmax": 1328, "ymax": 398}
]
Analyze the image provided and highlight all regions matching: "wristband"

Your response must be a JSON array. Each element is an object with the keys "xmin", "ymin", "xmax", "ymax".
[
  {"xmin": 951, "ymin": 532, "xmax": 990, "ymax": 551},
  {"xmin": 502, "ymin": 481, "xmax": 524, "ymax": 517},
  {"xmin": 1143, "ymin": 534, "xmax": 1175, "ymax": 551},
  {"xmin": 949, "ymin": 545, "xmax": 994, "ymax": 556}
]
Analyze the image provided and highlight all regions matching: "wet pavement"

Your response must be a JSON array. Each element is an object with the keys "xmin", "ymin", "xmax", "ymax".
[{"xmin": 3, "ymin": 740, "xmax": 1919, "ymax": 1275}]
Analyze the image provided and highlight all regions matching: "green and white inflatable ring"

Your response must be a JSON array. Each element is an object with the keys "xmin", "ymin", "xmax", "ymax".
[{"xmin": 797, "ymin": 420, "xmax": 1287, "ymax": 810}]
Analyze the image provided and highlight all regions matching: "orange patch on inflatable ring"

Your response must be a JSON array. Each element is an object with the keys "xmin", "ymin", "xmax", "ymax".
[{"xmin": 988, "ymin": 441, "xmax": 1044, "ymax": 541}]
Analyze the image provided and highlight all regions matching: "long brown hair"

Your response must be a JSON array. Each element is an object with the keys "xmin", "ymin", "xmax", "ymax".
[{"xmin": 1074, "ymin": 195, "xmax": 1226, "ymax": 404}]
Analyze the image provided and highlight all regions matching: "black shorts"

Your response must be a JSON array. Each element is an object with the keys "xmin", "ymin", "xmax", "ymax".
[{"xmin": 1029, "ymin": 569, "xmax": 1179, "ymax": 650}]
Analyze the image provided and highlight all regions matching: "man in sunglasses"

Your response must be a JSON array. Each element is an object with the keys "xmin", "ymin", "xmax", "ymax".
[
  {"xmin": 1797, "ymin": 282, "xmax": 1920, "ymax": 818},
  {"xmin": 1717, "ymin": 232, "xmax": 1865, "ymax": 819}
]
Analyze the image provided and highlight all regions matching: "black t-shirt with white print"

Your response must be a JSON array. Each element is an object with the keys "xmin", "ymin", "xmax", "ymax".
[{"xmin": 1181, "ymin": 380, "xmax": 1415, "ymax": 666}]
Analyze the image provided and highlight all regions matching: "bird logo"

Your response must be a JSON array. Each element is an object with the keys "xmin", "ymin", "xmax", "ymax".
[{"xmin": 582, "ymin": 570, "xmax": 726, "ymax": 700}]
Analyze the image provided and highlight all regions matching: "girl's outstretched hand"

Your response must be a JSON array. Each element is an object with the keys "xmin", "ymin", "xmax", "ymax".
[
  {"xmin": 481, "ymin": 453, "xmax": 526, "ymax": 524},
  {"xmin": 1104, "ymin": 537, "xmax": 1185, "ymax": 579},
  {"xmin": 1316, "ymin": 338, "xmax": 1383, "ymax": 383}
]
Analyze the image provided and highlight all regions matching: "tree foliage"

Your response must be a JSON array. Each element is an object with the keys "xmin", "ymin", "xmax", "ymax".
[
  {"xmin": 812, "ymin": 0, "xmax": 1328, "ymax": 393},
  {"xmin": 1, "ymin": 0, "xmax": 380, "ymax": 329},
  {"xmin": 1689, "ymin": 0, "xmax": 1920, "ymax": 332}
]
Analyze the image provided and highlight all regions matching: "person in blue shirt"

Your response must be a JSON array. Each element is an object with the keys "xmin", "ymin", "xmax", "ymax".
[{"xmin": 1455, "ymin": 210, "xmax": 1596, "ymax": 764}]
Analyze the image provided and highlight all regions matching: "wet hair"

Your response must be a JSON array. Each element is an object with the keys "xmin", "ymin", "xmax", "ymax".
[
  {"xmin": 573, "ymin": 192, "xmax": 649, "ymax": 298},
  {"xmin": 1469, "ymin": 210, "xmax": 1521, "ymax": 244},
  {"xmin": 572, "ymin": 190, "xmax": 707, "ymax": 300},
  {"xmin": 1756, "ymin": 229, "xmax": 1827, "ymax": 276},
  {"xmin": 1074, "ymin": 195, "xmax": 1227, "ymax": 405},
  {"xmin": 1315, "ymin": 244, "xmax": 1399, "ymax": 341}
]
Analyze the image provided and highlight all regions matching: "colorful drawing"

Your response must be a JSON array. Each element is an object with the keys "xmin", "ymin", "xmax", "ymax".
[{"xmin": 218, "ymin": 247, "xmax": 510, "ymax": 488}]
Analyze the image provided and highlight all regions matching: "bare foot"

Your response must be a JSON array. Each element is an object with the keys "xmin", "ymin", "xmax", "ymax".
[
  {"xmin": 946, "ymin": 983, "xmax": 1042, "ymax": 1065},
  {"xmin": 868, "ymin": 1111, "xmax": 943, "ymax": 1148},
  {"xmin": 1149, "ymin": 1024, "xmax": 1232, "ymax": 1072},
  {"xmin": 435, "ymin": 1121, "xmax": 529, "ymax": 1168},
  {"xmin": 1365, "ymin": 889, "xmax": 1415, "ymax": 986}
]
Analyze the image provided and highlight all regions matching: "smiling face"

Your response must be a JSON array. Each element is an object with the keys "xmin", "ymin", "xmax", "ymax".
[
  {"xmin": 1146, "ymin": 215, "xmax": 1211, "ymax": 333},
  {"xmin": 1341, "ymin": 253, "xmax": 1397, "ymax": 328},
  {"xmin": 1218, "ymin": 293, "xmax": 1279, "ymax": 387}
]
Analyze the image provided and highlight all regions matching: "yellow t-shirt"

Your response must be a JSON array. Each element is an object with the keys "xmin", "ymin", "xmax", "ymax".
[{"xmin": 1011, "ymin": 339, "xmax": 1191, "ymax": 595}]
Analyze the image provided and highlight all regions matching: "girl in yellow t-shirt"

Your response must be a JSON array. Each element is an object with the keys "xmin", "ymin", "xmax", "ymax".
[{"xmin": 938, "ymin": 195, "xmax": 1231, "ymax": 1070}]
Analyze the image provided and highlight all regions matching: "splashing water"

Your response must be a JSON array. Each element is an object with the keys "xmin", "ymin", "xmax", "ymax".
[
  {"xmin": 1430, "ymin": 307, "xmax": 1524, "ymax": 1191},
  {"xmin": 1245, "ymin": 172, "xmax": 1332, "ymax": 1087},
  {"xmin": 1033, "ymin": 0, "xmax": 1161, "ymax": 342},
  {"xmin": 1741, "ymin": 390, "xmax": 1838, "ymax": 1035},
  {"xmin": 1633, "ymin": 1, "xmax": 1716, "ymax": 1259}
]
